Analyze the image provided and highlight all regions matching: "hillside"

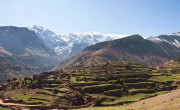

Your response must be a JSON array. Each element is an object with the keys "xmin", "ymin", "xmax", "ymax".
[
  {"xmin": 0, "ymin": 61, "xmax": 179, "ymax": 109},
  {"xmin": 157, "ymin": 58, "xmax": 180, "ymax": 88},
  {"xmin": 0, "ymin": 26, "xmax": 61, "ymax": 83},
  {"xmin": 57, "ymin": 35, "xmax": 180, "ymax": 69},
  {"xmin": 78, "ymin": 89, "xmax": 180, "ymax": 110},
  {"xmin": 0, "ymin": 54, "xmax": 34, "ymax": 83}
]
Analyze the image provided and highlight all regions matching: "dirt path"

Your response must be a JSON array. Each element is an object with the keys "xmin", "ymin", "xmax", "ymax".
[
  {"xmin": 0, "ymin": 98, "xmax": 37, "ymax": 108},
  {"xmin": 77, "ymin": 89, "xmax": 180, "ymax": 110}
]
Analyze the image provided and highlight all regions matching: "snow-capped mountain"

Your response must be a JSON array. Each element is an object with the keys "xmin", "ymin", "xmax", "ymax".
[
  {"xmin": 28, "ymin": 25, "xmax": 128, "ymax": 60},
  {"xmin": 148, "ymin": 32, "xmax": 180, "ymax": 48}
]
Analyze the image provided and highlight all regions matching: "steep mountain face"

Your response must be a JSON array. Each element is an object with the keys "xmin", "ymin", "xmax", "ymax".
[
  {"xmin": 0, "ymin": 26, "xmax": 61, "ymax": 83},
  {"xmin": 0, "ymin": 54, "xmax": 34, "ymax": 83},
  {"xmin": 57, "ymin": 35, "xmax": 180, "ymax": 69},
  {"xmin": 0, "ymin": 26, "xmax": 56, "ymax": 56},
  {"xmin": 28, "ymin": 25, "xmax": 128, "ymax": 60},
  {"xmin": 0, "ymin": 44, "xmax": 35, "ymax": 83}
]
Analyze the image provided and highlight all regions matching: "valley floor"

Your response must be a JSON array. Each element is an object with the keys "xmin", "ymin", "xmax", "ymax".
[{"xmin": 77, "ymin": 89, "xmax": 180, "ymax": 110}]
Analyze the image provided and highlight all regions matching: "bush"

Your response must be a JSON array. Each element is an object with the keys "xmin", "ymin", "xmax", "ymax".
[
  {"xmin": 52, "ymin": 88, "xmax": 59, "ymax": 94},
  {"xmin": 72, "ymin": 91, "xmax": 84, "ymax": 105},
  {"xmin": 84, "ymin": 77, "xmax": 88, "ymax": 82},
  {"xmin": 15, "ymin": 81, "xmax": 19, "ymax": 86},
  {"xmin": 24, "ymin": 77, "xmax": 32, "ymax": 81},
  {"xmin": 95, "ymin": 97, "xmax": 104, "ymax": 106},
  {"xmin": 67, "ymin": 76, "xmax": 70, "ymax": 79},
  {"xmin": 12, "ymin": 78, "xmax": 17, "ymax": 81},
  {"xmin": 125, "ymin": 64, "xmax": 132, "ymax": 70},
  {"xmin": 76, "ymin": 86, "xmax": 82, "ymax": 91},
  {"xmin": 7, "ymin": 79, "xmax": 11, "ymax": 82},
  {"xmin": 56, "ymin": 80, "xmax": 62, "ymax": 84}
]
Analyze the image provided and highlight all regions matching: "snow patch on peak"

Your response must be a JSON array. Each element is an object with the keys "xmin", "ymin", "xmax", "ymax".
[
  {"xmin": 71, "ymin": 31, "xmax": 101, "ymax": 36},
  {"xmin": 173, "ymin": 39, "xmax": 180, "ymax": 48},
  {"xmin": 28, "ymin": 25, "xmax": 129, "ymax": 61},
  {"xmin": 29, "ymin": 25, "xmax": 48, "ymax": 31},
  {"xmin": 166, "ymin": 32, "xmax": 180, "ymax": 36},
  {"xmin": 148, "ymin": 32, "xmax": 180, "ymax": 48},
  {"xmin": 148, "ymin": 37, "xmax": 163, "ymax": 43}
]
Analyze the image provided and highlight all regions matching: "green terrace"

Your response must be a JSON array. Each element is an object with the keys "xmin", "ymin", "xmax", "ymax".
[
  {"xmin": 149, "ymin": 75, "xmax": 180, "ymax": 82},
  {"xmin": 1, "ymin": 61, "xmax": 180, "ymax": 108},
  {"xmin": 114, "ymin": 73, "xmax": 149, "ymax": 78},
  {"xmin": 83, "ymin": 84, "xmax": 122, "ymax": 93},
  {"xmin": 120, "ymin": 78, "xmax": 147, "ymax": 82},
  {"xmin": 128, "ymin": 88, "xmax": 154, "ymax": 95},
  {"xmin": 101, "ymin": 91, "xmax": 169, "ymax": 105}
]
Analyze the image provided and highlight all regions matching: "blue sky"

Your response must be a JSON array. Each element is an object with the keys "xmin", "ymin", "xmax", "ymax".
[{"xmin": 0, "ymin": 0, "xmax": 180, "ymax": 37}]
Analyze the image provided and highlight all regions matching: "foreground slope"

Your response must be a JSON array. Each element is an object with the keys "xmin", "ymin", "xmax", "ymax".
[
  {"xmin": 0, "ymin": 61, "xmax": 179, "ymax": 109},
  {"xmin": 58, "ymin": 35, "xmax": 180, "ymax": 69},
  {"xmin": 0, "ymin": 26, "xmax": 60, "ymax": 83},
  {"xmin": 78, "ymin": 89, "xmax": 180, "ymax": 110}
]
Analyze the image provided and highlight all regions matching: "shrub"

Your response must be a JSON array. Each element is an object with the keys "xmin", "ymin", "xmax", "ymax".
[
  {"xmin": 76, "ymin": 86, "xmax": 82, "ymax": 91},
  {"xmin": 125, "ymin": 64, "xmax": 132, "ymax": 70},
  {"xmin": 95, "ymin": 97, "xmax": 104, "ymax": 106},
  {"xmin": 84, "ymin": 77, "xmax": 88, "ymax": 82},
  {"xmin": 52, "ymin": 88, "xmax": 59, "ymax": 94},
  {"xmin": 72, "ymin": 91, "xmax": 84, "ymax": 105},
  {"xmin": 12, "ymin": 78, "xmax": 17, "ymax": 81},
  {"xmin": 15, "ymin": 81, "xmax": 19, "ymax": 86},
  {"xmin": 56, "ymin": 80, "xmax": 62, "ymax": 84},
  {"xmin": 67, "ymin": 76, "xmax": 70, "ymax": 79},
  {"xmin": 7, "ymin": 79, "xmax": 11, "ymax": 82},
  {"xmin": 24, "ymin": 77, "xmax": 32, "ymax": 81}
]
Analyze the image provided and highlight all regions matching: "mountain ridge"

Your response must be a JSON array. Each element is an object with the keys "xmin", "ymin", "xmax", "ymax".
[
  {"xmin": 2, "ymin": 25, "xmax": 180, "ymax": 82},
  {"xmin": 28, "ymin": 25, "xmax": 180, "ymax": 63},
  {"xmin": 28, "ymin": 25, "xmax": 128, "ymax": 61},
  {"xmin": 56, "ymin": 34, "xmax": 180, "ymax": 69}
]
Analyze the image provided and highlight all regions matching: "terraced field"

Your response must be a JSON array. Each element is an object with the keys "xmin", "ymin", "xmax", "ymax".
[
  {"xmin": 157, "ymin": 58, "xmax": 180, "ymax": 89},
  {"xmin": 77, "ymin": 89, "xmax": 180, "ymax": 110},
  {"xmin": 0, "ymin": 61, "xmax": 179, "ymax": 109}
]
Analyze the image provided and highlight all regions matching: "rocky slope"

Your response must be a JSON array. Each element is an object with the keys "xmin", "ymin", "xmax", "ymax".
[
  {"xmin": 0, "ymin": 54, "xmax": 34, "ymax": 83},
  {"xmin": 0, "ymin": 26, "xmax": 61, "ymax": 83},
  {"xmin": 57, "ymin": 34, "xmax": 180, "ymax": 69}
]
